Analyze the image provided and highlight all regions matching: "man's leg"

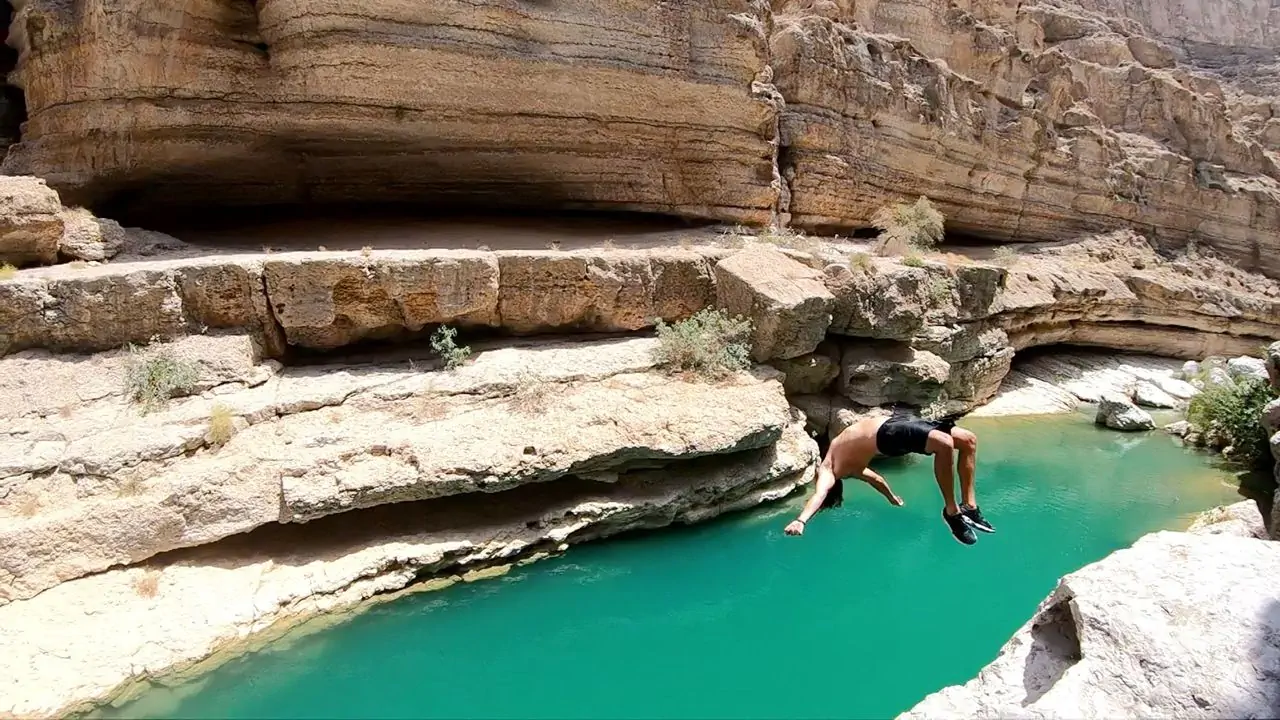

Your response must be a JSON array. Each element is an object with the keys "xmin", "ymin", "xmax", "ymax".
[
  {"xmin": 951, "ymin": 426, "xmax": 995, "ymax": 533},
  {"xmin": 924, "ymin": 430, "xmax": 959, "ymax": 515},
  {"xmin": 951, "ymin": 427, "xmax": 978, "ymax": 507},
  {"xmin": 858, "ymin": 466, "xmax": 904, "ymax": 506},
  {"xmin": 926, "ymin": 430, "xmax": 976, "ymax": 545}
]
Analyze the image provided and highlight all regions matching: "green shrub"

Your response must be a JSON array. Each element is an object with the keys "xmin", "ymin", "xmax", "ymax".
[
  {"xmin": 872, "ymin": 196, "xmax": 945, "ymax": 255},
  {"xmin": 430, "ymin": 325, "xmax": 472, "ymax": 370},
  {"xmin": 1186, "ymin": 376, "xmax": 1276, "ymax": 467},
  {"xmin": 902, "ymin": 254, "xmax": 926, "ymax": 268},
  {"xmin": 926, "ymin": 276, "xmax": 953, "ymax": 305},
  {"xmin": 654, "ymin": 308, "xmax": 753, "ymax": 379},
  {"xmin": 125, "ymin": 346, "xmax": 199, "ymax": 412}
]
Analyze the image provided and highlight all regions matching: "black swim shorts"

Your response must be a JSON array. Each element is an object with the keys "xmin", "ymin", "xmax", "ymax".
[{"xmin": 875, "ymin": 412, "xmax": 959, "ymax": 457}]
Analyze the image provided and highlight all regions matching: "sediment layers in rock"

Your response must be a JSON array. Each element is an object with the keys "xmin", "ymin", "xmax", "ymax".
[
  {"xmin": 4, "ymin": 0, "xmax": 780, "ymax": 224},
  {"xmin": 0, "ymin": 336, "xmax": 795, "ymax": 605},
  {"xmin": 0, "ymin": 420, "xmax": 816, "ymax": 719}
]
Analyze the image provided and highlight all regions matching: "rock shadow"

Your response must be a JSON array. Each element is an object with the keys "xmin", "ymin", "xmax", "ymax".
[
  {"xmin": 1245, "ymin": 598, "xmax": 1280, "ymax": 718},
  {"xmin": 1021, "ymin": 593, "xmax": 1082, "ymax": 705}
]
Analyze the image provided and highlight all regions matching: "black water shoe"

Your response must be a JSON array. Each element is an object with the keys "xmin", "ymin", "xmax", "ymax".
[
  {"xmin": 960, "ymin": 503, "xmax": 995, "ymax": 534},
  {"xmin": 943, "ymin": 508, "xmax": 977, "ymax": 545}
]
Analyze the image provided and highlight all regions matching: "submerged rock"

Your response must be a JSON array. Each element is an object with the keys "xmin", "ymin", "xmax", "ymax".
[
  {"xmin": 1095, "ymin": 393, "xmax": 1155, "ymax": 431},
  {"xmin": 900, "ymin": 531, "xmax": 1280, "ymax": 719}
]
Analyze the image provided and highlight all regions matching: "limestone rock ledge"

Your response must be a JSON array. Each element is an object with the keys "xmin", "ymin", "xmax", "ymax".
[
  {"xmin": 0, "ymin": 422, "xmax": 816, "ymax": 719},
  {"xmin": 899, "ymin": 519, "xmax": 1280, "ymax": 719},
  {"xmin": 0, "ymin": 336, "xmax": 794, "ymax": 605}
]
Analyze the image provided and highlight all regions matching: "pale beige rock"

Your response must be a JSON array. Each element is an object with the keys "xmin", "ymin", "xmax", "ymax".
[
  {"xmin": 1095, "ymin": 391, "xmax": 1156, "ymax": 431},
  {"xmin": 57, "ymin": 208, "xmax": 125, "ymax": 262},
  {"xmin": 838, "ymin": 340, "xmax": 950, "ymax": 406},
  {"xmin": 715, "ymin": 246, "xmax": 834, "ymax": 362},
  {"xmin": 497, "ymin": 250, "xmax": 716, "ymax": 334},
  {"xmin": 1266, "ymin": 341, "xmax": 1280, "ymax": 391},
  {"xmin": 900, "ymin": 532, "xmax": 1280, "ymax": 720},
  {"xmin": 0, "ymin": 422, "xmax": 816, "ymax": 719},
  {"xmin": 1187, "ymin": 500, "xmax": 1267, "ymax": 540},
  {"xmin": 4, "ymin": 0, "xmax": 780, "ymax": 225},
  {"xmin": 0, "ymin": 336, "xmax": 793, "ymax": 604},
  {"xmin": 0, "ymin": 175, "xmax": 64, "ymax": 267},
  {"xmin": 263, "ymin": 251, "xmax": 500, "ymax": 349}
]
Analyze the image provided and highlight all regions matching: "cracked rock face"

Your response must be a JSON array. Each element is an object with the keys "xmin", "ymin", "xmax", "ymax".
[
  {"xmin": 0, "ymin": 336, "xmax": 795, "ymax": 605},
  {"xmin": 899, "ymin": 528, "xmax": 1280, "ymax": 720},
  {"xmin": 10, "ymin": 1, "xmax": 1280, "ymax": 275}
]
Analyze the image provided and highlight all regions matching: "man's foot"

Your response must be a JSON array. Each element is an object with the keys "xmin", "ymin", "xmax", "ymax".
[
  {"xmin": 960, "ymin": 503, "xmax": 995, "ymax": 533},
  {"xmin": 942, "ymin": 508, "xmax": 977, "ymax": 545}
]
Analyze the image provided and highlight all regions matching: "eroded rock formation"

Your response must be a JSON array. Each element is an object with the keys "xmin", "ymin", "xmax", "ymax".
[
  {"xmin": 9, "ymin": 1, "xmax": 1280, "ymax": 275},
  {"xmin": 900, "ymin": 507, "xmax": 1280, "ymax": 719}
]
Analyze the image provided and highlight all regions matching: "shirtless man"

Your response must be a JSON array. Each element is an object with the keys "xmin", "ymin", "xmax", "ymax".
[{"xmin": 783, "ymin": 409, "xmax": 995, "ymax": 545}]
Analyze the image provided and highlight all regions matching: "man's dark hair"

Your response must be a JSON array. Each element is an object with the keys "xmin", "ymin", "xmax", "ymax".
[{"xmin": 820, "ymin": 478, "xmax": 844, "ymax": 511}]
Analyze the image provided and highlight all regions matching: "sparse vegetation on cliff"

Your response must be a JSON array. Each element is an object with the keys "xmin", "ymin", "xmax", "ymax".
[
  {"xmin": 848, "ymin": 252, "xmax": 874, "ymax": 274},
  {"xmin": 1187, "ymin": 376, "xmax": 1276, "ymax": 467},
  {"xmin": 430, "ymin": 325, "xmax": 471, "ymax": 370},
  {"xmin": 207, "ymin": 404, "xmax": 237, "ymax": 446},
  {"xmin": 993, "ymin": 246, "xmax": 1018, "ymax": 266},
  {"xmin": 901, "ymin": 254, "xmax": 925, "ymax": 268},
  {"xmin": 872, "ymin": 196, "xmax": 944, "ymax": 256},
  {"xmin": 654, "ymin": 308, "xmax": 752, "ymax": 379},
  {"xmin": 125, "ymin": 347, "xmax": 199, "ymax": 412}
]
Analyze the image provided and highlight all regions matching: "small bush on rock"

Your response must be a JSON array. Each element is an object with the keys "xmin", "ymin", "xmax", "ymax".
[
  {"xmin": 0, "ymin": 263, "xmax": 16, "ymax": 280},
  {"xmin": 993, "ymin": 246, "xmax": 1018, "ymax": 265},
  {"xmin": 1186, "ymin": 376, "xmax": 1277, "ymax": 467},
  {"xmin": 654, "ymin": 309, "xmax": 753, "ymax": 380},
  {"xmin": 125, "ymin": 346, "xmax": 199, "ymax": 412},
  {"xmin": 430, "ymin": 325, "xmax": 472, "ymax": 370},
  {"xmin": 902, "ymin": 254, "xmax": 926, "ymax": 268},
  {"xmin": 848, "ymin": 252, "xmax": 874, "ymax": 274},
  {"xmin": 872, "ymin": 196, "xmax": 944, "ymax": 256},
  {"xmin": 208, "ymin": 403, "xmax": 237, "ymax": 446}
]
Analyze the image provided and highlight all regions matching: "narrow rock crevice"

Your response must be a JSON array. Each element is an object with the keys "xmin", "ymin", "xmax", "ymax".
[
  {"xmin": 0, "ymin": 0, "xmax": 26, "ymax": 158},
  {"xmin": 1022, "ymin": 593, "xmax": 1083, "ymax": 705}
]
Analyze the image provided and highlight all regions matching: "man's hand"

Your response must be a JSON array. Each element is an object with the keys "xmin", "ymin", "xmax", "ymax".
[{"xmin": 784, "ymin": 520, "xmax": 805, "ymax": 536}]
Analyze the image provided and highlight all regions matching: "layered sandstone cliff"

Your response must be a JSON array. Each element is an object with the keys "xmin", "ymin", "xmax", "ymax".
[{"xmin": 7, "ymin": 0, "xmax": 1280, "ymax": 275}]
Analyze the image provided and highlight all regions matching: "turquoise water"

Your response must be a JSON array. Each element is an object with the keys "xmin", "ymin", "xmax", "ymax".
[{"xmin": 109, "ymin": 414, "xmax": 1243, "ymax": 720}]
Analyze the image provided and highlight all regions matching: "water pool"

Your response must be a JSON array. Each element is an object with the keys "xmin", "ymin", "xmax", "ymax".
[{"xmin": 105, "ymin": 414, "xmax": 1244, "ymax": 719}]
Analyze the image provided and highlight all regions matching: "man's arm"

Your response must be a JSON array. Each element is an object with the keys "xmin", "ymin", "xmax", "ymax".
[{"xmin": 784, "ymin": 459, "xmax": 836, "ymax": 536}]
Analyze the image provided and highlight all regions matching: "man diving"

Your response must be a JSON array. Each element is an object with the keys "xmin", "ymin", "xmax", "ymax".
[{"xmin": 783, "ymin": 407, "xmax": 995, "ymax": 544}]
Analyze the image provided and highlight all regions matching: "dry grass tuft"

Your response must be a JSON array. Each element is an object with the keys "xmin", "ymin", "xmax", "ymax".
[
  {"xmin": 15, "ymin": 493, "xmax": 41, "ymax": 518},
  {"xmin": 992, "ymin": 245, "xmax": 1018, "ymax": 266},
  {"xmin": 0, "ymin": 263, "xmax": 16, "ymax": 280},
  {"xmin": 848, "ymin": 252, "xmax": 874, "ymax": 274},
  {"xmin": 208, "ymin": 403, "xmax": 237, "ymax": 446},
  {"xmin": 134, "ymin": 570, "xmax": 161, "ymax": 598},
  {"xmin": 508, "ymin": 373, "xmax": 555, "ymax": 415}
]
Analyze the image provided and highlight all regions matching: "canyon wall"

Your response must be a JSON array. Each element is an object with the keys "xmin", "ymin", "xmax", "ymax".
[{"xmin": 7, "ymin": 1, "xmax": 1280, "ymax": 275}]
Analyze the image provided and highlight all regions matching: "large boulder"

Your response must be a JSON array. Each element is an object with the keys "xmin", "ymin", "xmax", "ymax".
[
  {"xmin": 1227, "ymin": 356, "xmax": 1269, "ymax": 383},
  {"xmin": 1095, "ymin": 392, "xmax": 1155, "ymax": 431},
  {"xmin": 715, "ymin": 246, "xmax": 834, "ymax": 362},
  {"xmin": 1132, "ymin": 380, "xmax": 1179, "ymax": 409},
  {"xmin": 0, "ymin": 176, "xmax": 64, "ymax": 267},
  {"xmin": 57, "ymin": 208, "xmax": 126, "ymax": 262},
  {"xmin": 838, "ymin": 339, "xmax": 950, "ymax": 407},
  {"xmin": 1265, "ymin": 342, "xmax": 1280, "ymax": 391},
  {"xmin": 901, "ymin": 532, "xmax": 1280, "ymax": 719}
]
